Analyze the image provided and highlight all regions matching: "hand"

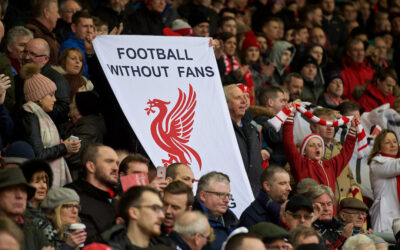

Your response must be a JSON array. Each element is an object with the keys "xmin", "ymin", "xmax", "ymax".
[
  {"xmin": 237, "ymin": 65, "xmax": 249, "ymax": 78},
  {"xmin": 312, "ymin": 202, "xmax": 322, "ymax": 222},
  {"xmin": 360, "ymin": 228, "xmax": 373, "ymax": 235},
  {"xmin": 0, "ymin": 74, "xmax": 11, "ymax": 105},
  {"xmin": 63, "ymin": 138, "xmax": 81, "ymax": 154},
  {"xmin": 66, "ymin": 229, "xmax": 87, "ymax": 248},
  {"xmin": 149, "ymin": 176, "xmax": 168, "ymax": 191},
  {"xmin": 110, "ymin": 22, "xmax": 123, "ymax": 35},
  {"xmin": 280, "ymin": 200, "xmax": 289, "ymax": 225},
  {"xmin": 341, "ymin": 223, "xmax": 354, "ymax": 238},
  {"xmin": 351, "ymin": 114, "xmax": 360, "ymax": 128},
  {"xmin": 261, "ymin": 62, "xmax": 275, "ymax": 77},
  {"xmin": 214, "ymin": 39, "xmax": 223, "ymax": 58},
  {"xmin": 261, "ymin": 149, "xmax": 270, "ymax": 161},
  {"xmin": 84, "ymin": 33, "xmax": 95, "ymax": 55},
  {"xmin": 334, "ymin": 110, "xmax": 342, "ymax": 119}
]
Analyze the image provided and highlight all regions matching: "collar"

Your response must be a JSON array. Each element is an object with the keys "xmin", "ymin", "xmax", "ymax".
[{"xmin": 380, "ymin": 152, "xmax": 400, "ymax": 158}]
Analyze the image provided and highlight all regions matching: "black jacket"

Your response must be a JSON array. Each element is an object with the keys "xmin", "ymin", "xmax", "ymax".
[
  {"xmin": 65, "ymin": 179, "xmax": 117, "ymax": 244},
  {"xmin": 20, "ymin": 110, "xmax": 67, "ymax": 160},
  {"xmin": 168, "ymin": 231, "xmax": 192, "ymax": 250},
  {"xmin": 232, "ymin": 119, "xmax": 263, "ymax": 196},
  {"xmin": 126, "ymin": 5, "xmax": 164, "ymax": 35},
  {"xmin": 313, "ymin": 217, "xmax": 346, "ymax": 249},
  {"xmin": 239, "ymin": 189, "xmax": 282, "ymax": 228}
]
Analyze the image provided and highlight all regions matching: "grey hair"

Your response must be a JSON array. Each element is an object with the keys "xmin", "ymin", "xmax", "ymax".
[
  {"xmin": 6, "ymin": 26, "xmax": 33, "ymax": 45},
  {"xmin": 342, "ymin": 234, "xmax": 376, "ymax": 250},
  {"xmin": 196, "ymin": 171, "xmax": 230, "ymax": 197},
  {"xmin": 223, "ymin": 84, "xmax": 239, "ymax": 103},
  {"xmin": 59, "ymin": 0, "xmax": 81, "ymax": 11},
  {"xmin": 173, "ymin": 211, "xmax": 209, "ymax": 237},
  {"xmin": 307, "ymin": 184, "xmax": 334, "ymax": 203}
]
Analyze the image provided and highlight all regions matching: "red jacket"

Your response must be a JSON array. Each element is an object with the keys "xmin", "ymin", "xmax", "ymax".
[
  {"xmin": 341, "ymin": 57, "xmax": 375, "ymax": 100},
  {"xmin": 358, "ymin": 84, "xmax": 396, "ymax": 112},
  {"xmin": 283, "ymin": 115, "xmax": 357, "ymax": 196}
]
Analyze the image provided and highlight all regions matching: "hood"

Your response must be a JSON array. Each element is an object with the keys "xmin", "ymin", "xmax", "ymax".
[
  {"xmin": 269, "ymin": 41, "xmax": 296, "ymax": 75},
  {"xmin": 248, "ymin": 105, "xmax": 275, "ymax": 119}
]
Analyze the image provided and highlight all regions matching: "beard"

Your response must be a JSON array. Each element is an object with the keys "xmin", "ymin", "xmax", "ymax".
[{"xmin": 95, "ymin": 169, "xmax": 118, "ymax": 186}]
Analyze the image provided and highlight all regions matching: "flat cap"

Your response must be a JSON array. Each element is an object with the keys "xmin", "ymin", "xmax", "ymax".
[
  {"xmin": 340, "ymin": 198, "xmax": 368, "ymax": 211},
  {"xmin": 249, "ymin": 222, "xmax": 289, "ymax": 243}
]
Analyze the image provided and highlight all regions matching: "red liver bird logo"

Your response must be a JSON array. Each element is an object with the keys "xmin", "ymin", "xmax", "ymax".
[{"xmin": 145, "ymin": 84, "xmax": 202, "ymax": 169}]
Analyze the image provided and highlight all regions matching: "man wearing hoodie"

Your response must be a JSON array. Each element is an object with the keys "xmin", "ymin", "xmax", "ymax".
[{"xmin": 269, "ymin": 40, "xmax": 295, "ymax": 85}]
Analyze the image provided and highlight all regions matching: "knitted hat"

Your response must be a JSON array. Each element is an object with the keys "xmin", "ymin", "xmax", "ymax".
[
  {"xmin": 324, "ymin": 71, "xmax": 343, "ymax": 87},
  {"xmin": 3, "ymin": 141, "xmax": 35, "ymax": 165},
  {"xmin": 237, "ymin": 83, "xmax": 251, "ymax": 95},
  {"xmin": 171, "ymin": 19, "xmax": 194, "ymax": 36},
  {"xmin": 300, "ymin": 55, "xmax": 318, "ymax": 69},
  {"xmin": 20, "ymin": 159, "xmax": 53, "ymax": 189},
  {"xmin": 393, "ymin": 218, "xmax": 400, "ymax": 241},
  {"xmin": 242, "ymin": 30, "xmax": 260, "ymax": 52},
  {"xmin": 300, "ymin": 133, "xmax": 324, "ymax": 157},
  {"xmin": 188, "ymin": 10, "xmax": 210, "ymax": 28},
  {"xmin": 41, "ymin": 188, "xmax": 80, "ymax": 211},
  {"xmin": 75, "ymin": 91, "xmax": 101, "ymax": 116},
  {"xmin": 21, "ymin": 63, "xmax": 57, "ymax": 102}
]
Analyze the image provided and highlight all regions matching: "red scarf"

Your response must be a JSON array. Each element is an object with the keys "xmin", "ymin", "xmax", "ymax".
[{"xmin": 380, "ymin": 153, "xmax": 400, "ymax": 204}]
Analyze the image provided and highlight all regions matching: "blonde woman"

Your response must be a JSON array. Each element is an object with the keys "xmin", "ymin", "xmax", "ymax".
[{"xmin": 33, "ymin": 188, "xmax": 87, "ymax": 249}]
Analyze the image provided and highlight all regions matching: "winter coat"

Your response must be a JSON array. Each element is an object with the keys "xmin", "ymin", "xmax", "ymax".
[
  {"xmin": 369, "ymin": 155, "xmax": 400, "ymax": 233},
  {"xmin": 341, "ymin": 57, "xmax": 375, "ymax": 100},
  {"xmin": 358, "ymin": 84, "xmax": 396, "ymax": 113},
  {"xmin": 313, "ymin": 217, "xmax": 346, "ymax": 249},
  {"xmin": 126, "ymin": 5, "xmax": 164, "ymax": 35},
  {"xmin": 301, "ymin": 79, "xmax": 325, "ymax": 104},
  {"xmin": 0, "ymin": 104, "xmax": 14, "ymax": 150},
  {"xmin": 283, "ymin": 115, "xmax": 357, "ymax": 196},
  {"xmin": 64, "ymin": 179, "xmax": 117, "ymax": 244},
  {"xmin": 51, "ymin": 65, "xmax": 94, "ymax": 91},
  {"xmin": 94, "ymin": 4, "xmax": 127, "ymax": 33},
  {"xmin": 59, "ymin": 32, "xmax": 89, "ymax": 78},
  {"xmin": 232, "ymin": 119, "xmax": 263, "ymax": 196},
  {"xmin": 321, "ymin": 15, "xmax": 346, "ymax": 48},
  {"xmin": 269, "ymin": 41, "xmax": 296, "ymax": 85},
  {"xmin": 193, "ymin": 198, "xmax": 239, "ymax": 250},
  {"xmin": 239, "ymin": 189, "xmax": 281, "ymax": 228},
  {"xmin": 54, "ymin": 19, "xmax": 71, "ymax": 44},
  {"xmin": 26, "ymin": 19, "xmax": 60, "ymax": 65},
  {"xmin": 63, "ymin": 115, "xmax": 106, "ymax": 170},
  {"xmin": 323, "ymin": 140, "xmax": 359, "ymax": 211}
]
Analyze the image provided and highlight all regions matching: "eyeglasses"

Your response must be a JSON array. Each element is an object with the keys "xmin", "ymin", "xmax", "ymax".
[
  {"xmin": 266, "ymin": 245, "xmax": 290, "ymax": 250},
  {"xmin": 287, "ymin": 211, "xmax": 313, "ymax": 220},
  {"xmin": 204, "ymin": 191, "xmax": 232, "ymax": 200},
  {"xmin": 134, "ymin": 204, "xmax": 166, "ymax": 214},
  {"xmin": 62, "ymin": 204, "xmax": 81, "ymax": 211},
  {"xmin": 316, "ymin": 201, "xmax": 333, "ymax": 208},
  {"xmin": 22, "ymin": 50, "xmax": 48, "ymax": 58},
  {"xmin": 342, "ymin": 210, "xmax": 367, "ymax": 217}
]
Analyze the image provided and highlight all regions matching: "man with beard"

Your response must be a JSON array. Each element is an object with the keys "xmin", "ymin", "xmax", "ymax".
[
  {"xmin": 283, "ymin": 73, "xmax": 304, "ymax": 102},
  {"xmin": 65, "ymin": 143, "xmax": 119, "ymax": 244},
  {"xmin": 310, "ymin": 108, "xmax": 359, "ymax": 211},
  {"xmin": 320, "ymin": 0, "xmax": 346, "ymax": 51}
]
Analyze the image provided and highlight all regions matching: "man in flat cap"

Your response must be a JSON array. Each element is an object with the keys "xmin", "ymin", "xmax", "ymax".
[
  {"xmin": 0, "ymin": 167, "xmax": 51, "ymax": 250},
  {"xmin": 337, "ymin": 197, "xmax": 371, "ymax": 235},
  {"xmin": 249, "ymin": 222, "xmax": 292, "ymax": 249}
]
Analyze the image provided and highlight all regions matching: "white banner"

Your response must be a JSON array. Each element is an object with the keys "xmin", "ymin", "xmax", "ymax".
[{"xmin": 93, "ymin": 35, "xmax": 254, "ymax": 216}]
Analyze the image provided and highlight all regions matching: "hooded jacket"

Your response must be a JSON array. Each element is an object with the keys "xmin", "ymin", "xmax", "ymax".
[
  {"xmin": 358, "ymin": 84, "xmax": 396, "ymax": 112},
  {"xmin": 341, "ymin": 57, "xmax": 375, "ymax": 100},
  {"xmin": 269, "ymin": 41, "xmax": 295, "ymax": 85}
]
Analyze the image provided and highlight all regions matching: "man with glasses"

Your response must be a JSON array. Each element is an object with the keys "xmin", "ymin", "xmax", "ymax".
[
  {"xmin": 309, "ymin": 184, "xmax": 353, "ymax": 249},
  {"xmin": 107, "ymin": 186, "xmax": 168, "ymax": 249},
  {"xmin": 193, "ymin": 171, "xmax": 238, "ymax": 250},
  {"xmin": 337, "ymin": 198, "xmax": 370, "ymax": 235},
  {"xmin": 283, "ymin": 195, "xmax": 315, "ymax": 230},
  {"xmin": 169, "ymin": 211, "xmax": 212, "ymax": 250}
]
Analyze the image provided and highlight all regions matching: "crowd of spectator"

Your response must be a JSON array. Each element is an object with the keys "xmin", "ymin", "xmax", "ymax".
[{"xmin": 2, "ymin": 0, "xmax": 400, "ymax": 249}]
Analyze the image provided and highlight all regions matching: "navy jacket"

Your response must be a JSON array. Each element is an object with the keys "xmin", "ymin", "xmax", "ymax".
[
  {"xmin": 192, "ymin": 198, "xmax": 238, "ymax": 250},
  {"xmin": 239, "ymin": 189, "xmax": 282, "ymax": 228}
]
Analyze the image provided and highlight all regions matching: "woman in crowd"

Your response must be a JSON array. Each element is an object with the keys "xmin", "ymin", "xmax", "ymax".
[
  {"xmin": 20, "ymin": 159, "xmax": 53, "ymax": 217},
  {"xmin": 20, "ymin": 63, "xmax": 80, "ymax": 187},
  {"xmin": 54, "ymin": 48, "xmax": 94, "ymax": 91},
  {"xmin": 368, "ymin": 129, "xmax": 400, "ymax": 233},
  {"xmin": 33, "ymin": 188, "xmax": 87, "ymax": 249}
]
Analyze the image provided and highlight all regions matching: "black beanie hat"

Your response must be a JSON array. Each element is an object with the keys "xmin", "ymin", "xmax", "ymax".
[
  {"xmin": 20, "ymin": 159, "xmax": 53, "ymax": 188},
  {"xmin": 75, "ymin": 91, "xmax": 101, "ymax": 116}
]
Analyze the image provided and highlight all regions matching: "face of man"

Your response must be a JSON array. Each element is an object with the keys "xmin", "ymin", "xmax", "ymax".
[
  {"xmin": 45, "ymin": 2, "xmax": 60, "ymax": 31},
  {"xmin": 311, "ymin": 115, "xmax": 335, "ymax": 144},
  {"xmin": 374, "ymin": 39, "xmax": 387, "ymax": 61},
  {"xmin": 173, "ymin": 165, "xmax": 195, "ymax": 189},
  {"xmin": 61, "ymin": 0, "xmax": 81, "ymax": 23},
  {"xmin": 72, "ymin": 17, "xmax": 94, "ymax": 40},
  {"xmin": 7, "ymin": 35, "xmax": 32, "ymax": 63},
  {"xmin": 134, "ymin": 191, "xmax": 165, "ymax": 237},
  {"xmin": 193, "ymin": 22, "xmax": 209, "ymax": 37},
  {"xmin": 300, "ymin": 64, "xmax": 317, "ymax": 81},
  {"xmin": 343, "ymin": 5, "xmax": 357, "ymax": 22},
  {"xmin": 125, "ymin": 162, "xmax": 149, "ymax": 175},
  {"xmin": 287, "ymin": 77, "xmax": 303, "ymax": 100},
  {"xmin": 347, "ymin": 42, "xmax": 365, "ymax": 63},
  {"xmin": 321, "ymin": 0, "xmax": 335, "ymax": 15},
  {"xmin": 227, "ymin": 87, "xmax": 247, "ymax": 121},
  {"xmin": 263, "ymin": 21, "xmax": 280, "ymax": 41},
  {"xmin": 314, "ymin": 193, "xmax": 333, "ymax": 221},
  {"xmin": 264, "ymin": 172, "xmax": 291, "ymax": 203},
  {"xmin": 377, "ymin": 76, "xmax": 396, "ymax": 96},
  {"xmin": 339, "ymin": 208, "xmax": 367, "ymax": 228},
  {"xmin": 310, "ymin": 28, "xmax": 326, "ymax": 46},
  {"xmin": 199, "ymin": 180, "xmax": 230, "ymax": 218},
  {"xmin": 221, "ymin": 20, "xmax": 237, "ymax": 35},
  {"xmin": 93, "ymin": 146, "xmax": 119, "ymax": 186},
  {"xmin": 257, "ymin": 36, "xmax": 267, "ymax": 54},
  {"xmin": 297, "ymin": 28, "xmax": 309, "ymax": 44},
  {"xmin": 0, "ymin": 185, "xmax": 27, "ymax": 218},
  {"xmin": 267, "ymin": 91, "xmax": 287, "ymax": 115},
  {"xmin": 163, "ymin": 192, "xmax": 189, "ymax": 227},
  {"xmin": 312, "ymin": 8, "xmax": 323, "ymax": 26},
  {"xmin": 285, "ymin": 208, "xmax": 313, "ymax": 229},
  {"xmin": 151, "ymin": 0, "xmax": 167, "ymax": 13},
  {"xmin": 327, "ymin": 78, "xmax": 343, "ymax": 98},
  {"xmin": 23, "ymin": 39, "xmax": 50, "ymax": 68}
]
